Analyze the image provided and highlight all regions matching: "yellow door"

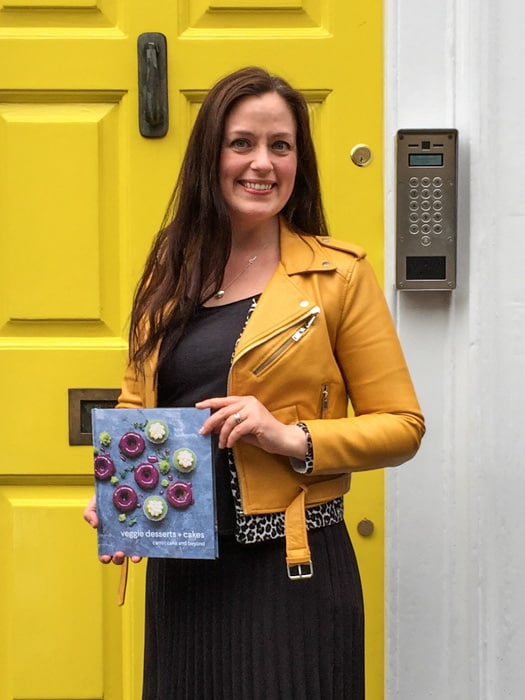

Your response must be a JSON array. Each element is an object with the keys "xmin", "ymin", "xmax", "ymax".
[{"xmin": 0, "ymin": 2, "xmax": 384, "ymax": 698}]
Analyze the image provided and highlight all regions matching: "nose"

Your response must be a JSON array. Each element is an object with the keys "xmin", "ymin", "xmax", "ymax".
[{"xmin": 250, "ymin": 144, "xmax": 273, "ymax": 171}]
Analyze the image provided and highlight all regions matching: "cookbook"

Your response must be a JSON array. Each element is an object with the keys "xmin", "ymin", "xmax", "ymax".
[{"xmin": 91, "ymin": 407, "xmax": 217, "ymax": 559}]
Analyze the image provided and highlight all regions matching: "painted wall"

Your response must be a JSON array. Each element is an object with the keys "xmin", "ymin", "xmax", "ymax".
[{"xmin": 384, "ymin": 0, "xmax": 525, "ymax": 698}]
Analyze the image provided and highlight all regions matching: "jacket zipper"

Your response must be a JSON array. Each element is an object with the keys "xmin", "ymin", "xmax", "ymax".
[
  {"xmin": 321, "ymin": 384, "xmax": 329, "ymax": 417},
  {"xmin": 247, "ymin": 306, "xmax": 321, "ymax": 376}
]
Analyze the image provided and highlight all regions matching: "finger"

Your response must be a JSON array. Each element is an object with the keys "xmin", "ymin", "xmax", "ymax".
[
  {"xmin": 112, "ymin": 551, "xmax": 127, "ymax": 565},
  {"xmin": 199, "ymin": 403, "xmax": 244, "ymax": 435},
  {"xmin": 100, "ymin": 551, "xmax": 127, "ymax": 565},
  {"xmin": 83, "ymin": 495, "xmax": 99, "ymax": 528},
  {"xmin": 218, "ymin": 409, "xmax": 247, "ymax": 448},
  {"xmin": 196, "ymin": 396, "xmax": 237, "ymax": 410},
  {"xmin": 83, "ymin": 508, "xmax": 99, "ymax": 529}
]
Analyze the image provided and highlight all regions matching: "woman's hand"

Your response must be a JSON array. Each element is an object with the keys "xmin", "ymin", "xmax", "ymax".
[
  {"xmin": 83, "ymin": 495, "xmax": 141, "ymax": 565},
  {"xmin": 196, "ymin": 395, "xmax": 307, "ymax": 460},
  {"xmin": 83, "ymin": 494, "xmax": 99, "ymax": 528}
]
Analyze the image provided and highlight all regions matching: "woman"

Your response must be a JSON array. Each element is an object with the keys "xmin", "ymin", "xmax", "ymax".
[{"xmin": 84, "ymin": 66, "xmax": 425, "ymax": 699}]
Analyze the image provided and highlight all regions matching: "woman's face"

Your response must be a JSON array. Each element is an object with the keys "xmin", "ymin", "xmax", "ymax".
[{"xmin": 219, "ymin": 92, "xmax": 297, "ymax": 232}]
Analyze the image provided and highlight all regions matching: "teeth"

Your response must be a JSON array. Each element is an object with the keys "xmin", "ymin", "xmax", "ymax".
[{"xmin": 243, "ymin": 182, "xmax": 273, "ymax": 190}]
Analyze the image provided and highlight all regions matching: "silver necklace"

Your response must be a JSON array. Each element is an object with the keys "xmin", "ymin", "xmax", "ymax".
[{"xmin": 214, "ymin": 255, "xmax": 258, "ymax": 299}]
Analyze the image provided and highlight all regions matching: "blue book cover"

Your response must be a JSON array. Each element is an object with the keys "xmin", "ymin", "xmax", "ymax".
[{"xmin": 91, "ymin": 407, "xmax": 218, "ymax": 559}]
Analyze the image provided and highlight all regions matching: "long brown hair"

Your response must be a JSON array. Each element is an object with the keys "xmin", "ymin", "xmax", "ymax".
[{"xmin": 129, "ymin": 66, "xmax": 328, "ymax": 369}]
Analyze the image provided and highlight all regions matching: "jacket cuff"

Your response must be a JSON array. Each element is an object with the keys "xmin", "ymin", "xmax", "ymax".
[{"xmin": 289, "ymin": 422, "xmax": 314, "ymax": 474}]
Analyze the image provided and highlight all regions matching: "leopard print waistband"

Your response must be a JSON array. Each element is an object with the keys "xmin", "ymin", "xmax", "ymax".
[{"xmin": 228, "ymin": 452, "xmax": 344, "ymax": 545}]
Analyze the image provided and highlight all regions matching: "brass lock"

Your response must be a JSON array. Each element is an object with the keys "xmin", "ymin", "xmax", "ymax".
[
  {"xmin": 357, "ymin": 518, "xmax": 375, "ymax": 537},
  {"xmin": 350, "ymin": 144, "xmax": 373, "ymax": 167}
]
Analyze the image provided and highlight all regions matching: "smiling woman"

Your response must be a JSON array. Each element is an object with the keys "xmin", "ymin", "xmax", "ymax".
[
  {"xmin": 83, "ymin": 66, "xmax": 425, "ymax": 700},
  {"xmin": 219, "ymin": 92, "xmax": 298, "ymax": 239},
  {"xmin": 204, "ymin": 92, "xmax": 299, "ymax": 308}
]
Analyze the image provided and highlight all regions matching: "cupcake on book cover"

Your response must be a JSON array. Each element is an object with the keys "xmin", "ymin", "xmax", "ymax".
[{"xmin": 92, "ymin": 407, "xmax": 217, "ymax": 559}]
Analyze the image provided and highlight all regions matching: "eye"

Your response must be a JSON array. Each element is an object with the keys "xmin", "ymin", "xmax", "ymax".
[
  {"xmin": 230, "ymin": 138, "xmax": 251, "ymax": 150},
  {"xmin": 272, "ymin": 140, "xmax": 292, "ymax": 153}
]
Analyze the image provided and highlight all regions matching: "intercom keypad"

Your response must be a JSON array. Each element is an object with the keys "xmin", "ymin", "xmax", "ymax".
[
  {"xmin": 396, "ymin": 129, "xmax": 458, "ymax": 290},
  {"xmin": 406, "ymin": 176, "xmax": 445, "ymax": 245}
]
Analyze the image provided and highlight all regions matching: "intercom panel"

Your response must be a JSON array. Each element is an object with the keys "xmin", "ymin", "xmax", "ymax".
[{"xmin": 396, "ymin": 129, "xmax": 458, "ymax": 290}]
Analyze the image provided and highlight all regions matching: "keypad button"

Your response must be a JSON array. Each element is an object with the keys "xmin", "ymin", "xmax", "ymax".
[
  {"xmin": 421, "ymin": 212, "xmax": 431, "ymax": 223},
  {"xmin": 421, "ymin": 200, "xmax": 431, "ymax": 211},
  {"xmin": 433, "ymin": 189, "xmax": 442, "ymax": 199},
  {"xmin": 433, "ymin": 224, "xmax": 443, "ymax": 234},
  {"xmin": 409, "ymin": 177, "xmax": 419, "ymax": 186},
  {"xmin": 409, "ymin": 201, "xmax": 419, "ymax": 211},
  {"xmin": 409, "ymin": 189, "xmax": 419, "ymax": 199},
  {"xmin": 421, "ymin": 177, "xmax": 431, "ymax": 187},
  {"xmin": 421, "ymin": 235, "xmax": 432, "ymax": 247},
  {"xmin": 433, "ymin": 177, "xmax": 443, "ymax": 186},
  {"xmin": 433, "ymin": 200, "xmax": 443, "ymax": 211},
  {"xmin": 409, "ymin": 224, "xmax": 419, "ymax": 234},
  {"xmin": 409, "ymin": 212, "xmax": 419, "ymax": 222},
  {"xmin": 433, "ymin": 212, "xmax": 442, "ymax": 222},
  {"xmin": 421, "ymin": 224, "xmax": 431, "ymax": 234}
]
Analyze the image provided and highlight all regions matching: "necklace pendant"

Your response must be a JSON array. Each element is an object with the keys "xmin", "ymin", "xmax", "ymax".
[{"xmin": 214, "ymin": 252, "xmax": 259, "ymax": 300}]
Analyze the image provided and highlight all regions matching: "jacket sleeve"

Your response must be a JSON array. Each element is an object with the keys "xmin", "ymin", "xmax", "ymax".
[
  {"xmin": 303, "ymin": 257, "xmax": 425, "ymax": 474},
  {"xmin": 115, "ymin": 329, "xmax": 159, "ymax": 409},
  {"xmin": 116, "ymin": 362, "xmax": 147, "ymax": 408}
]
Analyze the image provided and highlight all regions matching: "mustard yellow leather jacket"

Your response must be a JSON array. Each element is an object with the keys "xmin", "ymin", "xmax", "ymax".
[{"xmin": 118, "ymin": 220, "xmax": 425, "ymax": 575}]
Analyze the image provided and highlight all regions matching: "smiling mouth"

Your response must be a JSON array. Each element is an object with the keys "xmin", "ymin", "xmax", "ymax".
[{"xmin": 240, "ymin": 181, "xmax": 274, "ymax": 191}]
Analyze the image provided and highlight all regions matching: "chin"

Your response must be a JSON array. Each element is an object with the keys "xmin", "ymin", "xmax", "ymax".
[
  {"xmin": 231, "ymin": 210, "xmax": 279, "ymax": 230},
  {"xmin": 231, "ymin": 201, "xmax": 282, "ymax": 221}
]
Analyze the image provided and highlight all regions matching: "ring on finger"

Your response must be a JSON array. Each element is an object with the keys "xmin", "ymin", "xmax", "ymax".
[{"xmin": 233, "ymin": 411, "xmax": 243, "ymax": 425}]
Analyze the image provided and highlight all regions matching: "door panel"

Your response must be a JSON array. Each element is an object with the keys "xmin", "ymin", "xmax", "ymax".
[
  {"xmin": 1, "ymin": 98, "xmax": 122, "ymax": 328},
  {"xmin": 0, "ymin": 2, "xmax": 384, "ymax": 698},
  {"xmin": 0, "ymin": 485, "xmax": 105, "ymax": 698}
]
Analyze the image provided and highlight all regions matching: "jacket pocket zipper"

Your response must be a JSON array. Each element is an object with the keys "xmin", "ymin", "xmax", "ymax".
[
  {"xmin": 253, "ymin": 308, "xmax": 320, "ymax": 376},
  {"xmin": 321, "ymin": 384, "xmax": 329, "ymax": 417}
]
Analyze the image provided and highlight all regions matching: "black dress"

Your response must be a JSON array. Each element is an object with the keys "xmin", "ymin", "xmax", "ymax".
[{"xmin": 142, "ymin": 298, "xmax": 365, "ymax": 700}]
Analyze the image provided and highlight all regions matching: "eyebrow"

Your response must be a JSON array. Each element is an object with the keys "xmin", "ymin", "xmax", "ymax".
[{"xmin": 226, "ymin": 129, "xmax": 295, "ymax": 140}]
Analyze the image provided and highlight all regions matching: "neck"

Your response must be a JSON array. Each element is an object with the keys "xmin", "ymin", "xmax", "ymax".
[{"xmin": 229, "ymin": 215, "xmax": 280, "ymax": 251}]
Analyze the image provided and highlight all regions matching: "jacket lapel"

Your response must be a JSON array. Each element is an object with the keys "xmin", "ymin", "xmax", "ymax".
[{"xmin": 233, "ymin": 220, "xmax": 334, "ymax": 358}]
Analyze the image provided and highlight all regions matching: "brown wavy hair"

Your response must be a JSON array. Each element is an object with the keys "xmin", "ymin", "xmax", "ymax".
[{"xmin": 129, "ymin": 66, "xmax": 328, "ymax": 369}]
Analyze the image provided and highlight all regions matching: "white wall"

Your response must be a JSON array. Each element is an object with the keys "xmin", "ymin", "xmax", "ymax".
[{"xmin": 385, "ymin": 0, "xmax": 525, "ymax": 698}]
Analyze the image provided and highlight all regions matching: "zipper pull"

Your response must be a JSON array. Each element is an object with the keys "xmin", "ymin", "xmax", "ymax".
[
  {"xmin": 291, "ymin": 308, "xmax": 320, "ymax": 342},
  {"xmin": 322, "ymin": 384, "xmax": 329, "ymax": 412}
]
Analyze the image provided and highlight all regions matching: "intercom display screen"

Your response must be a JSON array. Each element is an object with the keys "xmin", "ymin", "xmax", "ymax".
[{"xmin": 408, "ymin": 153, "xmax": 444, "ymax": 167}]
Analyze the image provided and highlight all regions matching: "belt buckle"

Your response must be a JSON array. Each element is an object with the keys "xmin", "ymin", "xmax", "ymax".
[{"xmin": 287, "ymin": 561, "xmax": 313, "ymax": 580}]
